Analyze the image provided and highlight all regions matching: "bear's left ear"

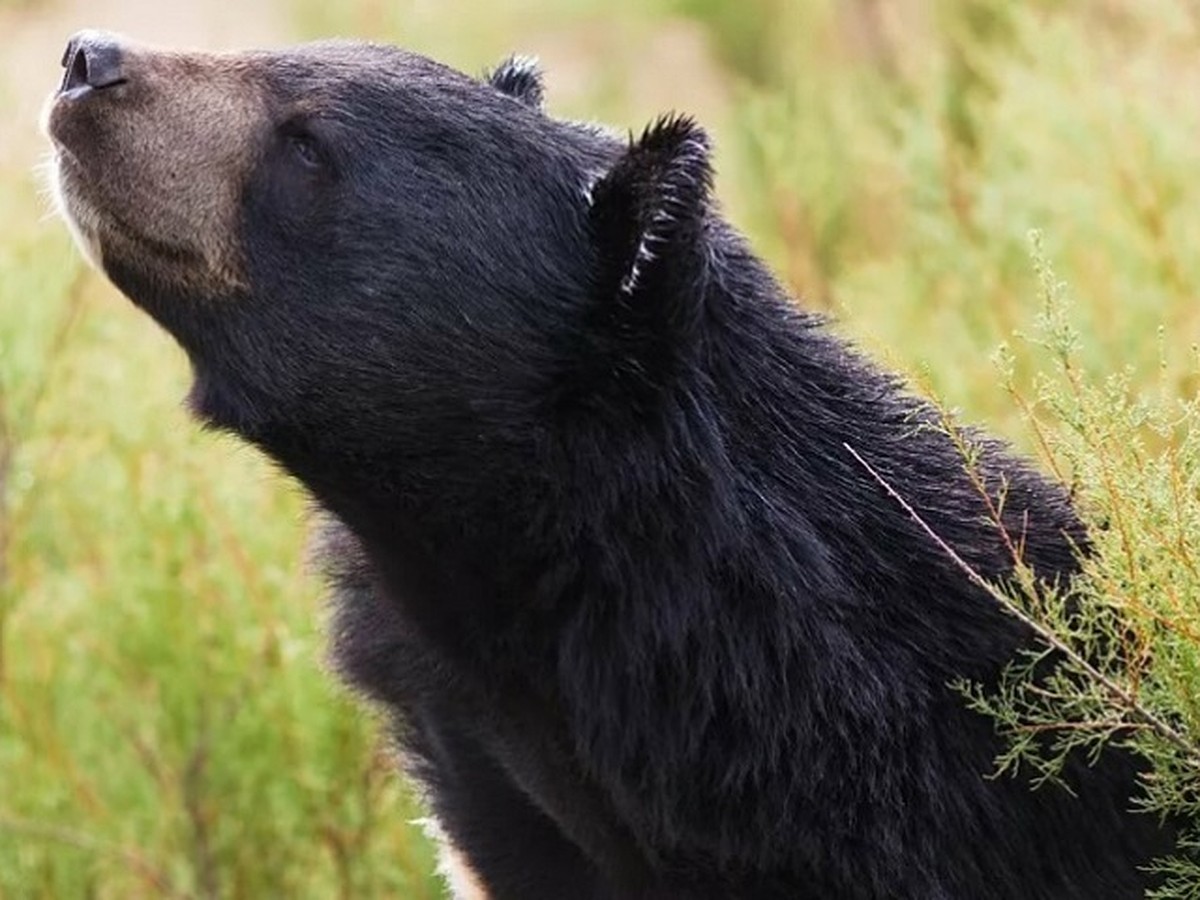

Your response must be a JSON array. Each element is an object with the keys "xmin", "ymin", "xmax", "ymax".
[
  {"xmin": 486, "ymin": 55, "xmax": 545, "ymax": 110},
  {"xmin": 588, "ymin": 114, "xmax": 713, "ymax": 329}
]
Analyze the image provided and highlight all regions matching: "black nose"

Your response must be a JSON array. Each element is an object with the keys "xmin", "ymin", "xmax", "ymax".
[{"xmin": 60, "ymin": 31, "xmax": 126, "ymax": 96}]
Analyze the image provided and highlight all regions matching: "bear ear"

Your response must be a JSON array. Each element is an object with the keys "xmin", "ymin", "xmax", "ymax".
[
  {"xmin": 588, "ymin": 114, "xmax": 713, "ymax": 317},
  {"xmin": 486, "ymin": 55, "xmax": 545, "ymax": 110}
]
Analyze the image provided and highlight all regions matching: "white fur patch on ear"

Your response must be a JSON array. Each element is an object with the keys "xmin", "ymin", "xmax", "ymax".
[
  {"xmin": 502, "ymin": 54, "xmax": 541, "ymax": 80},
  {"xmin": 416, "ymin": 816, "xmax": 492, "ymax": 900},
  {"xmin": 588, "ymin": 114, "xmax": 714, "ymax": 304},
  {"xmin": 581, "ymin": 169, "xmax": 605, "ymax": 205},
  {"xmin": 621, "ymin": 233, "xmax": 658, "ymax": 297}
]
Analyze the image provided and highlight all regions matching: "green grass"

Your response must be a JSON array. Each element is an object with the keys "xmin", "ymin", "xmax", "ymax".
[
  {"xmin": 0, "ymin": 179, "xmax": 442, "ymax": 897},
  {"xmin": 4, "ymin": 0, "xmax": 1200, "ymax": 896}
]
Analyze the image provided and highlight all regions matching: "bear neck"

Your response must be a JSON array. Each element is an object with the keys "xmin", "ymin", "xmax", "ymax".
[
  {"xmin": 114, "ymin": 249, "xmax": 1084, "ymax": 657},
  {"xmin": 167, "ymin": 294, "xmax": 557, "ymax": 591}
]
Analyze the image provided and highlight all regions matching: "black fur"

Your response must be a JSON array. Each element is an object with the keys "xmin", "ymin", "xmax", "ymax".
[
  {"xmin": 100, "ymin": 42, "xmax": 1173, "ymax": 899},
  {"xmin": 486, "ymin": 54, "xmax": 545, "ymax": 109}
]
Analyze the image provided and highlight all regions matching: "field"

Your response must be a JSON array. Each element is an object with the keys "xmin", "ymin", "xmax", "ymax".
[{"xmin": 3, "ymin": 0, "xmax": 1200, "ymax": 897}]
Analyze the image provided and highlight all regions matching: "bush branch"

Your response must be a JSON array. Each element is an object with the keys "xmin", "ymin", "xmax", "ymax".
[{"xmin": 844, "ymin": 441, "xmax": 1200, "ymax": 766}]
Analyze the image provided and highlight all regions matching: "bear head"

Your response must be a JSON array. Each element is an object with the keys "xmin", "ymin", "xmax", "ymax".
[{"xmin": 44, "ymin": 31, "xmax": 716, "ymax": 525}]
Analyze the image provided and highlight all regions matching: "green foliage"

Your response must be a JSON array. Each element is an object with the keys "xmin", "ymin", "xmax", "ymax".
[
  {"xmin": 950, "ymin": 234, "xmax": 1200, "ymax": 896},
  {"xmin": 706, "ymin": 0, "xmax": 1200, "ymax": 419},
  {"xmin": 0, "ymin": 180, "xmax": 440, "ymax": 897},
  {"xmin": 669, "ymin": 0, "xmax": 793, "ymax": 84}
]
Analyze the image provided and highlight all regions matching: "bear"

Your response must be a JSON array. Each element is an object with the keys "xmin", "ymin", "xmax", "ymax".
[{"xmin": 43, "ymin": 29, "xmax": 1174, "ymax": 899}]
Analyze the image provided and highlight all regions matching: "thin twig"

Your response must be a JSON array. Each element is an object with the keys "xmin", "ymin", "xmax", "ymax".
[
  {"xmin": 183, "ymin": 707, "xmax": 219, "ymax": 900},
  {"xmin": 844, "ymin": 441, "xmax": 1200, "ymax": 766},
  {"xmin": 0, "ymin": 813, "xmax": 190, "ymax": 898}
]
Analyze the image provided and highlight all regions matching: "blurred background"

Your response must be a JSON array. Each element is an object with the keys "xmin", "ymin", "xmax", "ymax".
[{"xmin": 3, "ymin": 0, "xmax": 1200, "ymax": 897}]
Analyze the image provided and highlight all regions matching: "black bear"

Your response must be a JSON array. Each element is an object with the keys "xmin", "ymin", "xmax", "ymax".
[{"xmin": 45, "ymin": 30, "xmax": 1172, "ymax": 899}]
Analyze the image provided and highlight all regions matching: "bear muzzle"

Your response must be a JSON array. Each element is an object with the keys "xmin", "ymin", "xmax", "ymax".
[{"xmin": 43, "ymin": 31, "xmax": 264, "ymax": 296}]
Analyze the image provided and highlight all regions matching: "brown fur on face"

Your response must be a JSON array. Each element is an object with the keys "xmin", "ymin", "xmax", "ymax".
[{"xmin": 43, "ymin": 31, "xmax": 267, "ymax": 294}]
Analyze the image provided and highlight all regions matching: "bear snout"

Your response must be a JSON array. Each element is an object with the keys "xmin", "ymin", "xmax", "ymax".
[
  {"xmin": 46, "ymin": 32, "xmax": 129, "ymax": 161},
  {"xmin": 44, "ymin": 34, "xmax": 270, "ymax": 299},
  {"xmin": 60, "ymin": 31, "xmax": 127, "ymax": 99}
]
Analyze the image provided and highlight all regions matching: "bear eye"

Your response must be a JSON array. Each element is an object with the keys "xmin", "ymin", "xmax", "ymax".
[{"xmin": 287, "ymin": 133, "xmax": 323, "ymax": 170}]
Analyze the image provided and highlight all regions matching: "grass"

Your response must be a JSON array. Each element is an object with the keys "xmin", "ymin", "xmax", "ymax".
[
  {"xmin": 0, "ymin": 181, "xmax": 441, "ymax": 896},
  {"xmin": 3, "ymin": 0, "xmax": 1200, "ymax": 896}
]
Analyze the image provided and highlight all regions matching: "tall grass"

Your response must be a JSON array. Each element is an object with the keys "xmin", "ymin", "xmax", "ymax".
[
  {"xmin": 3, "ymin": 0, "xmax": 1200, "ymax": 896},
  {"xmin": 0, "ymin": 180, "xmax": 440, "ymax": 895}
]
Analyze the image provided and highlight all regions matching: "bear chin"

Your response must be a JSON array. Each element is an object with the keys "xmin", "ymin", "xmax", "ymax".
[{"xmin": 42, "ymin": 149, "xmax": 103, "ymax": 270}]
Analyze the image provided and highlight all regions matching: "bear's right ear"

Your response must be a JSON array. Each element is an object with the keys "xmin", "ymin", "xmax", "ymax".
[
  {"xmin": 588, "ymin": 114, "xmax": 713, "ymax": 339},
  {"xmin": 486, "ymin": 55, "xmax": 545, "ymax": 110}
]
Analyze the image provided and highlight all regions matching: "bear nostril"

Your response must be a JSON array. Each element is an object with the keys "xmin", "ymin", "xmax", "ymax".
[
  {"xmin": 60, "ymin": 31, "xmax": 126, "ymax": 96},
  {"xmin": 60, "ymin": 35, "xmax": 79, "ymax": 69},
  {"xmin": 62, "ymin": 46, "xmax": 89, "ymax": 92}
]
